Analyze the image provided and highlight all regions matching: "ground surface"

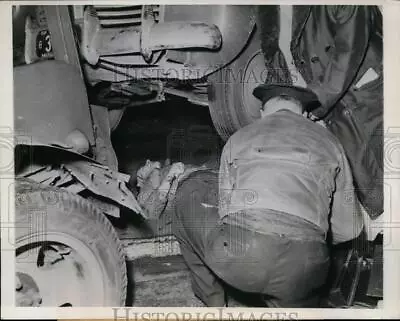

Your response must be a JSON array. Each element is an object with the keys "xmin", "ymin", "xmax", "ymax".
[{"xmin": 126, "ymin": 255, "xmax": 205, "ymax": 307}]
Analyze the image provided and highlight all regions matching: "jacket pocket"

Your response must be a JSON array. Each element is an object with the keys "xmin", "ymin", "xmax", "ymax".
[{"xmin": 254, "ymin": 145, "xmax": 312, "ymax": 165}]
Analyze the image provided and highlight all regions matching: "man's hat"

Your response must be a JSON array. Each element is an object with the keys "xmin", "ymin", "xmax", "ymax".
[{"xmin": 253, "ymin": 84, "xmax": 321, "ymax": 111}]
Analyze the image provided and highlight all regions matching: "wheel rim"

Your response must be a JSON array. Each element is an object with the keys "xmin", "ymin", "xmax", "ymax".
[
  {"xmin": 16, "ymin": 232, "xmax": 106, "ymax": 307},
  {"xmin": 240, "ymin": 49, "xmax": 266, "ymax": 123}
]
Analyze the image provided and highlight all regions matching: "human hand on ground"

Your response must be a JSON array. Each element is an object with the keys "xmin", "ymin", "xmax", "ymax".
[{"xmin": 166, "ymin": 162, "xmax": 185, "ymax": 181}]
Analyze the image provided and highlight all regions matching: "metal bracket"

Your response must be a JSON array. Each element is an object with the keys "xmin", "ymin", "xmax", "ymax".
[
  {"xmin": 80, "ymin": 5, "xmax": 222, "ymax": 66},
  {"xmin": 140, "ymin": 5, "xmax": 156, "ymax": 63},
  {"xmin": 44, "ymin": 6, "xmax": 82, "ymax": 71},
  {"xmin": 62, "ymin": 160, "xmax": 145, "ymax": 217}
]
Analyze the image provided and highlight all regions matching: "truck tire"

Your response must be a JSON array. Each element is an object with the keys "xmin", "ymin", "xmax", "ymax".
[
  {"xmin": 207, "ymin": 28, "xmax": 266, "ymax": 141},
  {"xmin": 15, "ymin": 179, "xmax": 127, "ymax": 307}
]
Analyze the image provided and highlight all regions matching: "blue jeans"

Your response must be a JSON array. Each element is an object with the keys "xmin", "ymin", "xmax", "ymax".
[{"xmin": 172, "ymin": 170, "xmax": 330, "ymax": 307}]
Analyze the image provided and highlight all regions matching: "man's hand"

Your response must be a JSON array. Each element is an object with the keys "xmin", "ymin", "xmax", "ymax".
[
  {"xmin": 166, "ymin": 162, "xmax": 185, "ymax": 181},
  {"xmin": 303, "ymin": 111, "xmax": 318, "ymax": 120},
  {"xmin": 137, "ymin": 160, "xmax": 161, "ymax": 188},
  {"xmin": 315, "ymin": 119, "xmax": 327, "ymax": 128},
  {"xmin": 308, "ymin": 112, "xmax": 319, "ymax": 121},
  {"xmin": 158, "ymin": 162, "xmax": 185, "ymax": 199},
  {"xmin": 304, "ymin": 111, "xmax": 327, "ymax": 127}
]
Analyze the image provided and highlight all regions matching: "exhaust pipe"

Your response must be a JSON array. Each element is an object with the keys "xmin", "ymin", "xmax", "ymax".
[{"xmin": 81, "ymin": 6, "xmax": 222, "ymax": 65}]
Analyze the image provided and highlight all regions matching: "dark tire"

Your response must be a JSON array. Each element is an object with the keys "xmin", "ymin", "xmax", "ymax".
[
  {"xmin": 207, "ymin": 28, "xmax": 266, "ymax": 141},
  {"xmin": 15, "ymin": 179, "xmax": 127, "ymax": 306}
]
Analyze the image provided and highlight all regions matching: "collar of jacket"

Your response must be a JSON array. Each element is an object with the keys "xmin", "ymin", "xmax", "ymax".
[
  {"xmin": 290, "ymin": 5, "xmax": 312, "ymax": 51},
  {"xmin": 260, "ymin": 109, "xmax": 299, "ymax": 121}
]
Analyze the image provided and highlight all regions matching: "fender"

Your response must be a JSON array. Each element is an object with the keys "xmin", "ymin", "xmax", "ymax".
[
  {"xmin": 14, "ymin": 60, "xmax": 95, "ymax": 148},
  {"xmin": 16, "ymin": 145, "xmax": 144, "ymax": 218}
]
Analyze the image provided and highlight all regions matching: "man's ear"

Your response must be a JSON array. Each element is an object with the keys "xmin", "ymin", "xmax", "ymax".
[{"xmin": 146, "ymin": 159, "xmax": 151, "ymax": 166}]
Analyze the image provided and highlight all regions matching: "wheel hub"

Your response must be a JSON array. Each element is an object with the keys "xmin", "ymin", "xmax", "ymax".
[{"xmin": 16, "ymin": 236, "xmax": 105, "ymax": 307}]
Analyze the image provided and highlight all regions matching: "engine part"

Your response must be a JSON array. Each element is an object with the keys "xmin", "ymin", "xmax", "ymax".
[{"xmin": 81, "ymin": 5, "xmax": 222, "ymax": 65}]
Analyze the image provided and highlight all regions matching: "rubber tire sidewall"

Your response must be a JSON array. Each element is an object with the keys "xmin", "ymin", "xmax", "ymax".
[
  {"xmin": 207, "ymin": 27, "xmax": 265, "ymax": 141},
  {"xmin": 15, "ymin": 179, "xmax": 127, "ymax": 306}
]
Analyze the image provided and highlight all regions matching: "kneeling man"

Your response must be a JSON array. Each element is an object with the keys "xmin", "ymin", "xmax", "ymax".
[{"xmin": 172, "ymin": 85, "xmax": 364, "ymax": 307}]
